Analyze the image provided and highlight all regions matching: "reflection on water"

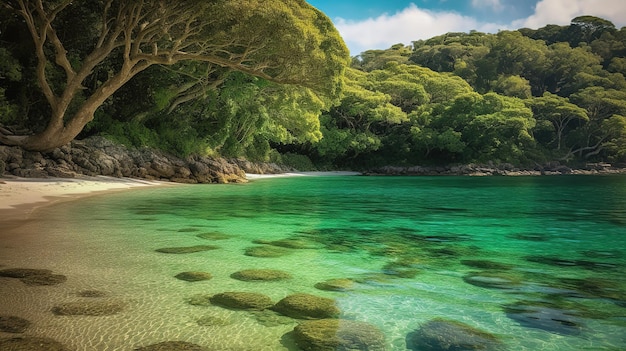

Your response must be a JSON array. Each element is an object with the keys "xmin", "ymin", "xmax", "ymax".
[{"xmin": 0, "ymin": 175, "xmax": 625, "ymax": 350}]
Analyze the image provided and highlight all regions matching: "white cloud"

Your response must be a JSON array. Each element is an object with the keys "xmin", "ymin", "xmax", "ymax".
[
  {"xmin": 471, "ymin": 0, "xmax": 504, "ymax": 12},
  {"xmin": 334, "ymin": 0, "xmax": 626, "ymax": 55},
  {"xmin": 517, "ymin": 0, "xmax": 626, "ymax": 29},
  {"xmin": 335, "ymin": 3, "xmax": 506, "ymax": 54}
]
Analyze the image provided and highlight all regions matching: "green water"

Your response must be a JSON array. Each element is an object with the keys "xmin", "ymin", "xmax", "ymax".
[{"xmin": 2, "ymin": 175, "xmax": 626, "ymax": 350}]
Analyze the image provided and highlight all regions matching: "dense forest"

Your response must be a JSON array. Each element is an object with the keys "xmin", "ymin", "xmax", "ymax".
[{"xmin": 1, "ymin": 1, "xmax": 625, "ymax": 170}]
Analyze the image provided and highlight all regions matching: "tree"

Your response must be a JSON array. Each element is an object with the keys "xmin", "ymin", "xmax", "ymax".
[
  {"xmin": 527, "ymin": 92, "xmax": 588, "ymax": 150},
  {"xmin": 0, "ymin": 0, "xmax": 349, "ymax": 151}
]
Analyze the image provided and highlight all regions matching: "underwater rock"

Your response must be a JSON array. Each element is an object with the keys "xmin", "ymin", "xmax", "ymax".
[
  {"xmin": 244, "ymin": 245, "xmax": 291, "ymax": 258},
  {"xmin": 196, "ymin": 232, "xmax": 233, "ymax": 240},
  {"xmin": 209, "ymin": 292, "xmax": 274, "ymax": 310},
  {"xmin": 175, "ymin": 271, "xmax": 213, "ymax": 282},
  {"xmin": 0, "ymin": 268, "xmax": 67, "ymax": 286},
  {"xmin": 382, "ymin": 259, "xmax": 421, "ymax": 278},
  {"xmin": 314, "ymin": 278, "xmax": 355, "ymax": 292},
  {"xmin": 525, "ymin": 255, "xmax": 618, "ymax": 270},
  {"xmin": 556, "ymin": 277, "xmax": 625, "ymax": 300},
  {"xmin": 0, "ymin": 336, "xmax": 71, "ymax": 351},
  {"xmin": 0, "ymin": 268, "xmax": 53, "ymax": 278},
  {"xmin": 503, "ymin": 301, "xmax": 584, "ymax": 335},
  {"xmin": 155, "ymin": 245, "xmax": 218, "ymax": 254},
  {"xmin": 230, "ymin": 269, "xmax": 292, "ymax": 281},
  {"xmin": 510, "ymin": 233, "xmax": 548, "ymax": 241},
  {"xmin": 76, "ymin": 290, "xmax": 108, "ymax": 298},
  {"xmin": 196, "ymin": 314, "xmax": 235, "ymax": 327},
  {"xmin": 254, "ymin": 237, "xmax": 319, "ymax": 249},
  {"xmin": 177, "ymin": 227, "xmax": 201, "ymax": 232},
  {"xmin": 292, "ymin": 319, "xmax": 386, "ymax": 351},
  {"xmin": 250, "ymin": 310, "xmax": 296, "ymax": 327},
  {"xmin": 272, "ymin": 293, "xmax": 340, "ymax": 319},
  {"xmin": 52, "ymin": 300, "xmax": 126, "ymax": 316},
  {"xmin": 0, "ymin": 315, "xmax": 31, "ymax": 333},
  {"xmin": 134, "ymin": 341, "xmax": 207, "ymax": 351},
  {"xmin": 406, "ymin": 318, "xmax": 502, "ymax": 351},
  {"xmin": 186, "ymin": 294, "xmax": 213, "ymax": 307},
  {"xmin": 460, "ymin": 260, "xmax": 512, "ymax": 270},
  {"xmin": 463, "ymin": 271, "xmax": 521, "ymax": 289}
]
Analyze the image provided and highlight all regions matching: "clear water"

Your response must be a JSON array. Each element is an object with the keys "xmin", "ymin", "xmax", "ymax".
[{"xmin": 1, "ymin": 175, "xmax": 625, "ymax": 350}]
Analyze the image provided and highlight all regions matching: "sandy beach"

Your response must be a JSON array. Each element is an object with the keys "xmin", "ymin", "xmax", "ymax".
[{"xmin": 0, "ymin": 176, "xmax": 171, "ymax": 226}]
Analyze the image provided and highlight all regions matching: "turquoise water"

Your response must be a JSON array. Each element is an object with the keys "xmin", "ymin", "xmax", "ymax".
[{"xmin": 2, "ymin": 175, "xmax": 626, "ymax": 350}]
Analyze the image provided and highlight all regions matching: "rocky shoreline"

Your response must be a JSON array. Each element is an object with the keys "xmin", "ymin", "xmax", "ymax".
[
  {"xmin": 1, "ymin": 136, "xmax": 625, "ymax": 183},
  {"xmin": 0, "ymin": 136, "xmax": 292, "ymax": 183},
  {"xmin": 366, "ymin": 162, "xmax": 626, "ymax": 177}
]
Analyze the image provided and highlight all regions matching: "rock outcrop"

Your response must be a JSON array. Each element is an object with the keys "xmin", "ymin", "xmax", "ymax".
[{"xmin": 0, "ymin": 136, "xmax": 293, "ymax": 183}]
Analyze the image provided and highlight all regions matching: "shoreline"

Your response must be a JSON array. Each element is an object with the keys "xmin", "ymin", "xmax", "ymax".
[{"xmin": 0, "ymin": 176, "xmax": 172, "ymax": 228}]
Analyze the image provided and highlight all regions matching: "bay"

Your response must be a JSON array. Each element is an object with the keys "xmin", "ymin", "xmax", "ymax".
[{"xmin": 1, "ymin": 175, "xmax": 625, "ymax": 350}]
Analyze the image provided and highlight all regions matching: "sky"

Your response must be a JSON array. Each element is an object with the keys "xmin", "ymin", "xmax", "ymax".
[{"xmin": 306, "ymin": 0, "xmax": 626, "ymax": 55}]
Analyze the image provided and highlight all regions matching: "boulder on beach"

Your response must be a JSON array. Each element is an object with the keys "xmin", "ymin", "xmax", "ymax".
[
  {"xmin": 406, "ymin": 318, "xmax": 503, "ymax": 351},
  {"xmin": 230, "ymin": 269, "xmax": 292, "ymax": 281},
  {"xmin": 272, "ymin": 293, "xmax": 340, "ymax": 319},
  {"xmin": 292, "ymin": 319, "xmax": 386, "ymax": 351},
  {"xmin": 209, "ymin": 292, "xmax": 274, "ymax": 310}
]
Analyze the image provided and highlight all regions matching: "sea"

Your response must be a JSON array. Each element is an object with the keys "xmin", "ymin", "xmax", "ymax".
[{"xmin": 0, "ymin": 175, "xmax": 625, "ymax": 350}]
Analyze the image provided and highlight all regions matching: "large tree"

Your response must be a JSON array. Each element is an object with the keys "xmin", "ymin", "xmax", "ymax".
[{"xmin": 0, "ymin": 0, "xmax": 349, "ymax": 151}]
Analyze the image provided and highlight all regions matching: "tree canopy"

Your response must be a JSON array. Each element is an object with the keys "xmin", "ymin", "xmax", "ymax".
[{"xmin": 0, "ymin": 0, "xmax": 349, "ymax": 151}]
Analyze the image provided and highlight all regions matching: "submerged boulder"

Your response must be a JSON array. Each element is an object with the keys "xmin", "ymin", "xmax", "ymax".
[
  {"xmin": 463, "ymin": 271, "xmax": 522, "ymax": 289},
  {"xmin": 0, "ymin": 315, "xmax": 31, "ymax": 333},
  {"xmin": 406, "ymin": 318, "xmax": 502, "ymax": 351},
  {"xmin": 230, "ymin": 269, "xmax": 292, "ymax": 281},
  {"xmin": 134, "ymin": 341, "xmax": 207, "ymax": 351},
  {"xmin": 314, "ymin": 278, "xmax": 355, "ymax": 292},
  {"xmin": 196, "ymin": 232, "xmax": 233, "ymax": 240},
  {"xmin": 52, "ymin": 300, "xmax": 126, "ymax": 316},
  {"xmin": 175, "ymin": 271, "xmax": 213, "ymax": 282},
  {"xmin": 272, "ymin": 293, "xmax": 340, "ymax": 319},
  {"xmin": 503, "ymin": 301, "xmax": 584, "ymax": 335},
  {"xmin": 0, "ymin": 336, "xmax": 71, "ymax": 351},
  {"xmin": 244, "ymin": 245, "xmax": 291, "ymax": 258},
  {"xmin": 209, "ymin": 292, "xmax": 274, "ymax": 310},
  {"xmin": 292, "ymin": 319, "xmax": 386, "ymax": 351},
  {"xmin": 0, "ymin": 268, "xmax": 67, "ymax": 286},
  {"xmin": 155, "ymin": 245, "xmax": 218, "ymax": 254}
]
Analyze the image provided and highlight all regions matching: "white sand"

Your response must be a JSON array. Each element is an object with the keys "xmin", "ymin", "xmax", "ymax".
[{"xmin": 0, "ymin": 176, "xmax": 169, "ymax": 213}]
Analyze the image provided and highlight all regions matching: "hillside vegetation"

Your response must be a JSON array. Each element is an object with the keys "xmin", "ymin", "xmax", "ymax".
[{"xmin": 1, "ymin": 2, "xmax": 624, "ymax": 170}]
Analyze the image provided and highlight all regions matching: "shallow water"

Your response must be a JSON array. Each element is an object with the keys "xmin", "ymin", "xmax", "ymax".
[{"xmin": 1, "ymin": 175, "xmax": 625, "ymax": 350}]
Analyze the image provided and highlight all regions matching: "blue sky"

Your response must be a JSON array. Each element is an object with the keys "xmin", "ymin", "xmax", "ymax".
[{"xmin": 306, "ymin": 0, "xmax": 626, "ymax": 54}]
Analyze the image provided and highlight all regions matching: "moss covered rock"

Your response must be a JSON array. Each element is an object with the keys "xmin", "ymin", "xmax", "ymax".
[
  {"xmin": 52, "ymin": 300, "xmax": 126, "ymax": 316},
  {"xmin": 406, "ymin": 319, "xmax": 502, "ymax": 351},
  {"xmin": 230, "ymin": 269, "xmax": 292, "ymax": 281},
  {"xmin": 292, "ymin": 319, "xmax": 386, "ymax": 351},
  {"xmin": 155, "ymin": 245, "xmax": 218, "ymax": 254},
  {"xmin": 134, "ymin": 341, "xmax": 207, "ymax": 351},
  {"xmin": 244, "ymin": 245, "xmax": 291, "ymax": 258},
  {"xmin": 175, "ymin": 271, "xmax": 213, "ymax": 282},
  {"xmin": 0, "ymin": 315, "xmax": 31, "ymax": 333},
  {"xmin": 209, "ymin": 292, "xmax": 273, "ymax": 310},
  {"xmin": 314, "ymin": 278, "xmax": 355, "ymax": 292},
  {"xmin": 0, "ymin": 336, "xmax": 71, "ymax": 351},
  {"xmin": 272, "ymin": 293, "xmax": 340, "ymax": 319}
]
